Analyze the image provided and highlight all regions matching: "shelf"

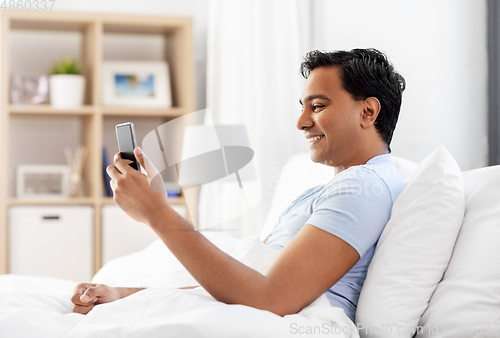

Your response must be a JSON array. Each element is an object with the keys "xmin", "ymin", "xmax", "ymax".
[
  {"xmin": 9, "ymin": 196, "xmax": 185, "ymax": 206},
  {"xmin": 9, "ymin": 104, "xmax": 95, "ymax": 116},
  {"xmin": 100, "ymin": 197, "xmax": 115, "ymax": 205},
  {"xmin": 9, "ymin": 105, "xmax": 187, "ymax": 117},
  {"xmin": 102, "ymin": 106, "xmax": 185, "ymax": 117},
  {"xmin": 103, "ymin": 15, "xmax": 191, "ymax": 34},
  {"xmin": 168, "ymin": 197, "xmax": 185, "ymax": 205},
  {"xmin": 5, "ymin": 11, "xmax": 190, "ymax": 34},
  {"xmin": 1, "ymin": 11, "xmax": 195, "ymax": 276},
  {"xmin": 8, "ymin": 198, "xmax": 94, "ymax": 206},
  {"xmin": 7, "ymin": 11, "xmax": 95, "ymax": 32},
  {"xmin": 101, "ymin": 196, "xmax": 185, "ymax": 205}
]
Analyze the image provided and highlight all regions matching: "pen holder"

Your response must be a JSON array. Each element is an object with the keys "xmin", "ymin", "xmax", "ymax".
[{"xmin": 69, "ymin": 172, "xmax": 86, "ymax": 197}]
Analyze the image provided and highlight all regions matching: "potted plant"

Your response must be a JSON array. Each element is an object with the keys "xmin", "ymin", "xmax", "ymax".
[{"xmin": 49, "ymin": 59, "xmax": 85, "ymax": 108}]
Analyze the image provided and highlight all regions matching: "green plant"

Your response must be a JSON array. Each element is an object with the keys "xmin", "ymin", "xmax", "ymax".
[{"xmin": 50, "ymin": 58, "xmax": 81, "ymax": 75}]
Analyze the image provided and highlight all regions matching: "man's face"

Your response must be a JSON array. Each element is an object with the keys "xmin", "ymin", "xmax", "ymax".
[{"xmin": 297, "ymin": 66, "xmax": 364, "ymax": 167}]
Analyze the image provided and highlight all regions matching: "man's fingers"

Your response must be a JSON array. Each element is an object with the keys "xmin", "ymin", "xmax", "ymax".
[
  {"xmin": 71, "ymin": 283, "xmax": 114, "ymax": 314},
  {"xmin": 71, "ymin": 283, "xmax": 96, "ymax": 305},
  {"xmin": 114, "ymin": 152, "xmax": 132, "ymax": 175},
  {"xmin": 71, "ymin": 292, "xmax": 86, "ymax": 306},
  {"xmin": 106, "ymin": 165, "xmax": 121, "ymax": 180},
  {"xmin": 78, "ymin": 284, "xmax": 110, "ymax": 305},
  {"xmin": 72, "ymin": 303, "xmax": 94, "ymax": 315},
  {"xmin": 73, "ymin": 282, "xmax": 92, "ymax": 296}
]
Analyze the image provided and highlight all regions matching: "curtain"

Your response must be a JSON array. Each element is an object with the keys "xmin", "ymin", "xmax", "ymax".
[{"xmin": 201, "ymin": 0, "xmax": 311, "ymax": 237}]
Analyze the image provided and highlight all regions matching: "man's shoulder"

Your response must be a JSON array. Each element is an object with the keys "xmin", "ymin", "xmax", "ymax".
[
  {"xmin": 326, "ymin": 165, "xmax": 385, "ymax": 187},
  {"xmin": 319, "ymin": 160, "xmax": 404, "ymax": 203},
  {"xmin": 331, "ymin": 158, "xmax": 405, "ymax": 203}
]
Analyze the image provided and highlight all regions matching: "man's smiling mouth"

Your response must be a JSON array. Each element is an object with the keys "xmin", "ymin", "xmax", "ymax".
[{"xmin": 307, "ymin": 135, "xmax": 325, "ymax": 143}]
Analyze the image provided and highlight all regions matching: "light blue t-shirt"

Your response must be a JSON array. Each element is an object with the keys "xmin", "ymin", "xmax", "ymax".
[{"xmin": 266, "ymin": 154, "xmax": 405, "ymax": 322}]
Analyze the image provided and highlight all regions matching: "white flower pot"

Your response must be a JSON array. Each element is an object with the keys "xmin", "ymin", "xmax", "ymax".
[{"xmin": 49, "ymin": 74, "xmax": 85, "ymax": 109}]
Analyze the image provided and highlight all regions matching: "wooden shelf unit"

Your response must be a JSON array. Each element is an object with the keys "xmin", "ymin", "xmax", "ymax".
[
  {"xmin": 0, "ymin": 11, "xmax": 195, "ymax": 275},
  {"xmin": 9, "ymin": 104, "xmax": 95, "ymax": 115}
]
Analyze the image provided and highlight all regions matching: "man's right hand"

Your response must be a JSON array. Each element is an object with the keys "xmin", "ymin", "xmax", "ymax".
[{"xmin": 71, "ymin": 283, "xmax": 120, "ymax": 315}]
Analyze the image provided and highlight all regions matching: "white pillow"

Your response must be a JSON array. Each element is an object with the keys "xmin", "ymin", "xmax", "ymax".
[
  {"xmin": 417, "ymin": 165, "xmax": 500, "ymax": 337},
  {"xmin": 391, "ymin": 155, "xmax": 418, "ymax": 182},
  {"xmin": 356, "ymin": 145, "xmax": 465, "ymax": 337}
]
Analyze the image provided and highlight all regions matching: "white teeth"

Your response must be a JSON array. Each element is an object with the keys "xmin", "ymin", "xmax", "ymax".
[{"xmin": 307, "ymin": 135, "xmax": 324, "ymax": 143}]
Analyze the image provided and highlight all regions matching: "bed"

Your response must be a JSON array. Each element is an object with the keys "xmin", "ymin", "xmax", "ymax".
[
  {"xmin": 1, "ymin": 147, "xmax": 499, "ymax": 338},
  {"xmin": 0, "ymin": 233, "xmax": 357, "ymax": 338}
]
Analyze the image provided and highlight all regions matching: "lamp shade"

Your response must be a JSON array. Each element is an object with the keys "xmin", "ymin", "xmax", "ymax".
[{"xmin": 178, "ymin": 125, "xmax": 255, "ymax": 187}]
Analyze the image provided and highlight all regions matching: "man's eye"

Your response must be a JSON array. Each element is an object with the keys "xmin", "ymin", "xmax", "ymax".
[{"xmin": 313, "ymin": 104, "xmax": 324, "ymax": 110}]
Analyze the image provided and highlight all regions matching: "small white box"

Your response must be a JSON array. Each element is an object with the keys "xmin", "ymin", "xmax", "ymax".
[
  {"xmin": 16, "ymin": 165, "xmax": 70, "ymax": 199},
  {"xmin": 101, "ymin": 204, "xmax": 186, "ymax": 265},
  {"xmin": 9, "ymin": 206, "xmax": 93, "ymax": 282}
]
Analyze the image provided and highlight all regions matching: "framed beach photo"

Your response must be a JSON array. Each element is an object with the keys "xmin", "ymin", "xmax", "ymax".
[
  {"xmin": 16, "ymin": 165, "xmax": 70, "ymax": 199},
  {"xmin": 101, "ymin": 61, "xmax": 172, "ymax": 108}
]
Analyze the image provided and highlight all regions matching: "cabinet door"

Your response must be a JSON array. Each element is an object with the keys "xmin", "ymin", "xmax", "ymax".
[
  {"xmin": 9, "ymin": 206, "xmax": 93, "ymax": 282},
  {"xmin": 102, "ymin": 205, "xmax": 158, "ymax": 265},
  {"xmin": 101, "ymin": 205, "xmax": 186, "ymax": 265}
]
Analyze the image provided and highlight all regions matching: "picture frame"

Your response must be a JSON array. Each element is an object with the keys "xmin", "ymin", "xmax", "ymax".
[
  {"xmin": 10, "ymin": 73, "xmax": 49, "ymax": 105},
  {"xmin": 101, "ymin": 61, "xmax": 172, "ymax": 108},
  {"xmin": 16, "ymin": 165, "xmax": 70, "ymax": 199}
]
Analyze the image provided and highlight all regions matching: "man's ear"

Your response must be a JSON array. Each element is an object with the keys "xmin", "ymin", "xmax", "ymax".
[{"xmin": 360, "ymin": 97, "xmax": 381, "ymax": 129}]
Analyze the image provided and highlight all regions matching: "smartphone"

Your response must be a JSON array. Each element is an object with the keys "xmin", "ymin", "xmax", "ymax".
[{"xmin": 115, "ymin": 122, "xmax": 140, "ymax": 171}]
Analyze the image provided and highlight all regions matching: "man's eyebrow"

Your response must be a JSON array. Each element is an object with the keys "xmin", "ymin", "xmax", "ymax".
[{"xmin": 299, "ymin": 94, "xmax": 331, "ymax": 105}]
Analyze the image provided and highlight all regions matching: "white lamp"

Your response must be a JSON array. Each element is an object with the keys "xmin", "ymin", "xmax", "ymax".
[
  {"xmin": 179, "ymin": 125, "xmax": 258, "ymax": 230},
  {"xmin": 178, "ymin": 125, "xmax": 255, "ymax": 189}
]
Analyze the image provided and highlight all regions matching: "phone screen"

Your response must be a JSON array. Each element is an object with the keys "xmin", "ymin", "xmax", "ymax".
[
  {"xmin": 116, "ymin": 124, "xmax": 135, "ymax": 153},
  {"xmin": 115, "ymin": 122, "xmax": 139, "ymax": 171}
]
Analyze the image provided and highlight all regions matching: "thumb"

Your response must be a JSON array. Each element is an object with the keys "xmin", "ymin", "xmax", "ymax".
[
  {"xmin": 134, "ymin": 147, "xmax": 146, "ymax": 169},
  {"xmin": 80, "ymin": 286, "xmax": 97, "ymax": 304},
  {"xmin": 134, "ymin": 147, "xmax": 159, "ymax": 177},
  {"xmin": 80, "ymin": 284, "xmax": 111, "ymax": 304},
  {"xmin": 135, "ymin": 147, "xmax": 166, "ymax": 194}
]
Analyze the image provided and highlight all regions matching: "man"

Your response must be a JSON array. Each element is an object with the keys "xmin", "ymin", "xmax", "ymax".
[{"xmin": 72, "ymin": 48, "xmax": 406, "ymax": 322}]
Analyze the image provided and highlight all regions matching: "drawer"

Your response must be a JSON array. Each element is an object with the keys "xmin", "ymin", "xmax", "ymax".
[{"xmin": 9, "ymin": 206, "xmax": 93, "ymax": 282}]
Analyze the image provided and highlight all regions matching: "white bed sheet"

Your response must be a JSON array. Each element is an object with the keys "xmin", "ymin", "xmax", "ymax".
[{"xmin": 0, "ymin": 233, "xmax": 359, "ymax": 337}]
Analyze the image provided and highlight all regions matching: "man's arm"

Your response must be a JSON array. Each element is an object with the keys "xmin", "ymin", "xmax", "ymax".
[
  {"xmin": 108, "ymin": 148, "xmax": 359, "ymax": 316},
  {"xmin": 152, "ymin": 214, "xmax": 358, "ymax": 315}
]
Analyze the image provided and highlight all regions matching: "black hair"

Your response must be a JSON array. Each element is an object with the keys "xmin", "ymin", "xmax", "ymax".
[{"xmin": 300, "ymin": 49, "xmax": 406, "ymax": 152}]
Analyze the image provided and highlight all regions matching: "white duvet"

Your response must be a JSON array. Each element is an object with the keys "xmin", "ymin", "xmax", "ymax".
[{"xmin": 0, "ymin": 233, "xmax": 359, "ymax": 337}]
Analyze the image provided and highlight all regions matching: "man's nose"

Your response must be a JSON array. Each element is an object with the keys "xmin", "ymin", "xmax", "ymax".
[{"xmin": 296, "ymin": 109, "xmax": 314, "ymax": 130}]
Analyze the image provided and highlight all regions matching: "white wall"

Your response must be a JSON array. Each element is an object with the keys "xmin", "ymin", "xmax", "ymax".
[{"xmin": 312, "ymin": 0, "xmax": 488, "ymax": 170}]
